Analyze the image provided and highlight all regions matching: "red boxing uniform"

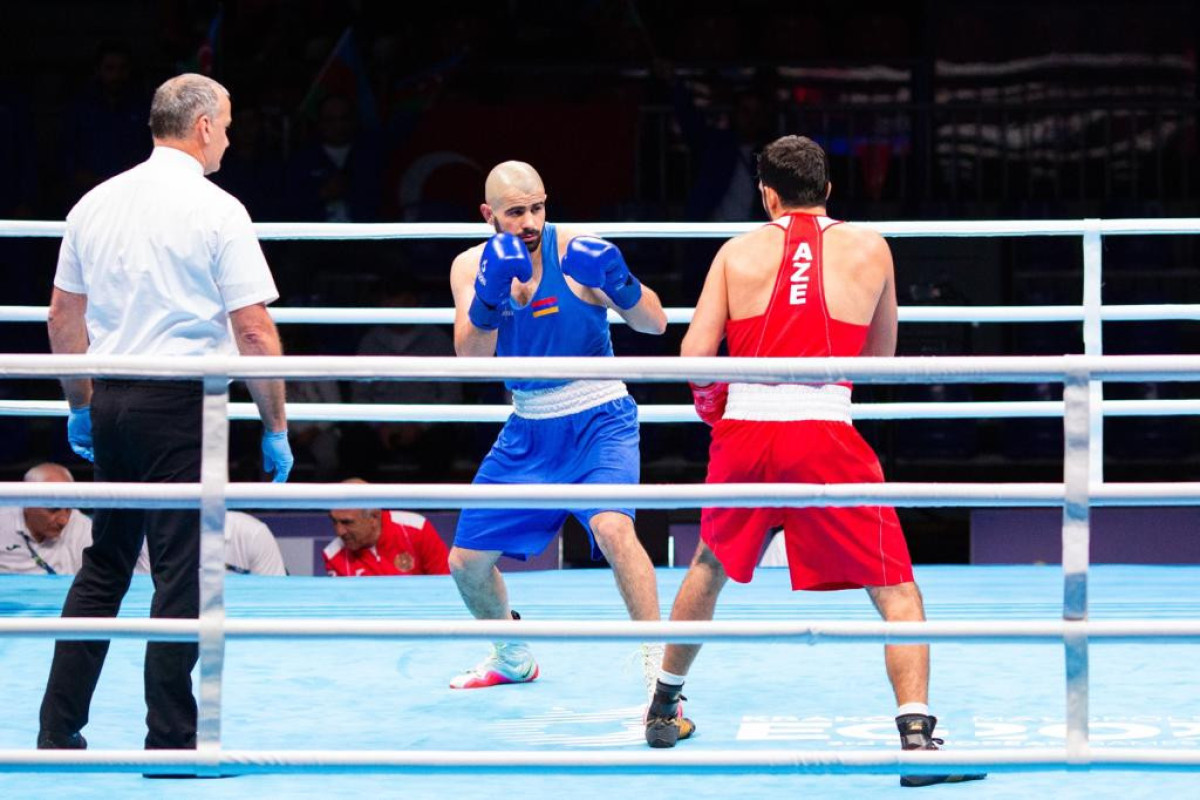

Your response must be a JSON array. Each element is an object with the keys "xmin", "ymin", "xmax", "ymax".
[
  {"xmin": 702, "ymin": 212, "xmax": 914, "ymax": 591},
  {"xmin": 324, "ymin": 511, "xmax": 451, "ymax": 577}
]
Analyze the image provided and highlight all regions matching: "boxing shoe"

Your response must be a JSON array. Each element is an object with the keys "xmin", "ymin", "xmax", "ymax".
[
  {"xmin": 644, "ymin": 680, "xmax": 696, "ymax": 748},
  {"xmin": 36, "ymin": 730, "xmax": 86, "ymax": 749},
  {"xmin": 450, "ymin": 642, "xmax": 539, "ymax": 689},
  {"xmin": 897, "ymin": 714, "xmax": 987, "ymax": 788}
]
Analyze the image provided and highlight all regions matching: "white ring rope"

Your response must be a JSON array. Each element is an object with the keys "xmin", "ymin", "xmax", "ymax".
[
  {"xmin": 1, "ymin": 617, "xmax": 1198, "ymax": 644},
  {"xmin": 0, "ymin": 480, "xmax": 1197, "ymax": 510},
  {"xmin": 2, "ymin": 353, "xmax": 1200, "ymax": 383},
  {"xmin": 3, "ymin": 747, "xmax": 1198, "ymax": 774},
  {"xmin": 5, "ymin": 398, "xmax": 1200, "ymax": 422},
  {"xmin": 4, "ymin": 303, "xmax": 1200, "ymax": 325},
  {"xmin": 5, "ymin": 217, "xmax": 1200, "ymax": 239}
]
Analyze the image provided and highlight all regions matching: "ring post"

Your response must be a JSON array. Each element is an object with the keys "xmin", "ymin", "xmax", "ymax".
[
  {"xmin": 1061, "ymin": 366, "xmax": 1092, "ymax": 763},
  {"xmin": 197, "ymin": 373, "xmax": 230, "ymax": 773},
  {"xmin": 1081, "ymin": 219, "xmax": 1104, "ymax": 483}
]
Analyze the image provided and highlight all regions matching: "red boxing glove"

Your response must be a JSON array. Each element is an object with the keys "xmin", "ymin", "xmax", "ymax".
[{"xmin": 690, "ymin": 381, "xmax": 728, "ymax": 426}]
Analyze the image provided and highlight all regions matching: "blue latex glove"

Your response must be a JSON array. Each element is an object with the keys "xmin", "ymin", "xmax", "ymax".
[
  {"xmin": 561, "ymin": 236, "xmax": 643, "ymax": 309},
  {"xmin": 66, "ymin": 406, "xmax": 94, "ymax": 462},
  {"xmin": 468, "ymin": 233, "xmax": 533, "ymax": 330},
  {"xmin": 261, "ymin": 430, "xmax": 293, "ymax": 483}
]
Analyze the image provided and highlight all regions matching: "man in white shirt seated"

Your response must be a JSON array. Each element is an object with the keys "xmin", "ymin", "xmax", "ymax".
[
  {"xmin": 136, "ymin": 511, "xmax": 287, "ymax": 576},
  {"xmin": 0, "ymin": 463, "xmax": 92, "ymax": 575},
  {"xmin": 1, "ymin": 460, "xmax": 285, "ymax": 577}
]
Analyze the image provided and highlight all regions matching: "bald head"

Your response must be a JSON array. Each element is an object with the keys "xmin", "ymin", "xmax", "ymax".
[
  {"xmin": 22, "ymin": 464, "xmax": 74, "ymax": 543},
  {"xmin": 329, "ymin": 478, "xmax": 383, "ymax": 551},
  {"xmin": 481, "ymin": 161, "xmax": 548, "ymax": 252},
  {"xmin": 24, "ymin": 463, "xmax": 74, "ymax": 484},
  {"xmin": 484, "ymin": 161, "xmax": 544, "ymax": 208}
]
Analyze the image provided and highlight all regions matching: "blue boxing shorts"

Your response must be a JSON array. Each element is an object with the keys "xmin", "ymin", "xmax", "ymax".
[{"xmin": 454, "ymin": 395, "xmax": 640, "ymax": 560}]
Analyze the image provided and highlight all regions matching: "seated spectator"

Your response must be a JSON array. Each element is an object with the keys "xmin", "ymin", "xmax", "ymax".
[
  {"xmin": 758, "ymin": 529, "xmax": 787, "ymax": 568},
  {"xmin": 0, "ymin": 463, "xmax": 91, "ymax": 575},
  {"xmin": 284, "ymin": 93, "xmax": 383, "ymax": 222},
  {"xmin": 324, "ymin": 479, "xmax": 450, "ymax": 576},
  {"xmin": 135, "ymin": 511, "xmax": 287, "ymax": 576}
]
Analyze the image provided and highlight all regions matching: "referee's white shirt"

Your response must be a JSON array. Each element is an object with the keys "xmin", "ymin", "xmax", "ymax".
[{"xmin": 53, "ymin": 146, "xmax": 279, "ymax": 357}]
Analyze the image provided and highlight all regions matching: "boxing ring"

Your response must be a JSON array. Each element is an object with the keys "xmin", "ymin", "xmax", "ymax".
[{"xmin": 0, "ymin": 218, "xmax": 1198, "ymax": 797}]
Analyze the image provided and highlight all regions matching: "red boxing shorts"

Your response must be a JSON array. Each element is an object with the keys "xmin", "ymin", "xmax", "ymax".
[{"xmin": 701, "ymin": 419, "xmax": 914, "ymax": 591}]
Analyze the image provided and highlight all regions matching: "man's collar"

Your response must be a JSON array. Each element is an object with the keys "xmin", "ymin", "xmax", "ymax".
[{"xmin": 149, "ymin": 145, "xmax": 204, "ymax": 175}]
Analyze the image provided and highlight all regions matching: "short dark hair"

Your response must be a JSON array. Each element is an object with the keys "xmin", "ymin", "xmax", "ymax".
[{"xmin": 756, "ymin": 135, "xmax": 829, "ymax": 207}]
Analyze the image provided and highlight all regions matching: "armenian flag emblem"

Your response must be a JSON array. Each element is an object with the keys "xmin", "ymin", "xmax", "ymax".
[{"xmin": 531, "ymin": 296, "xmax": 559, "ymax": 318}]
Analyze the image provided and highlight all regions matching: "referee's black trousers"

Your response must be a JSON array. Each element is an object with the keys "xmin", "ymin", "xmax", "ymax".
[{"xmin": 40, "ymin": 380, "xmax": 203, "ymax": 749}]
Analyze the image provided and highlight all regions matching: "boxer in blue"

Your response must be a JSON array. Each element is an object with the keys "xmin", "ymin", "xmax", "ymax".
[{"xmin": 448, "ymin": 161, "xmax": 669, "ymax": 695}]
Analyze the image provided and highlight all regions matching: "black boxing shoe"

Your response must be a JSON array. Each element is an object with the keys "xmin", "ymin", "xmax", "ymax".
[
  {"xmin": 36, "ymin": 730, "xmax": 87, "ymax": 749},
  {"xmin": 644, "ymin": 680, "xmax": 696, "ymax": 748},
  {"xmin": 897, "ymin": 714, "xmax": 987, "ymax": 788}
]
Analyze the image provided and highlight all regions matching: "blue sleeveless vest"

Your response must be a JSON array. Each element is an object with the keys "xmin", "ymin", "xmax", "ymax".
[{"xmin": 496, "ymin": 223, "xmax": 614, "ymax": 392}]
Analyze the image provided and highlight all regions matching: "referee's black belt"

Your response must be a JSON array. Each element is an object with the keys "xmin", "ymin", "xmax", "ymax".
[{"xmin": 95, "ymin": 378, "xmax": 202, "ymax": 393}]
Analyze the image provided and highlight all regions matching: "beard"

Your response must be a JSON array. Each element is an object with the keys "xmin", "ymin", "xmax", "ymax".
[{"xmin": 492, "ymin": 219, "xmax": 541, "ymax": 253}]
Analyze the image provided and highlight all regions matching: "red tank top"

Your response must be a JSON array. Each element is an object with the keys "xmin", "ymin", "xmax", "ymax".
[{"xmin": 725, "ymin": 212, "xmax": 869, "ymax": 359}]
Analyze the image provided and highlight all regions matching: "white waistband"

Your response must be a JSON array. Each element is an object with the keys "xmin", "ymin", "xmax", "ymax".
[
  {"xmin": 511, "ymin": 380, "xmax": 629, "ymax": 419},
  {"xmin": 724, "ymin": 383, "xmax": 852, "ymax": 423}
]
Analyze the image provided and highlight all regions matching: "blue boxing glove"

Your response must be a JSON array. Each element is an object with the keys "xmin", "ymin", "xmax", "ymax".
[
  {"xmin": 261, "ymin": 430, "xmax": 293, "ymax": 483},
  {"xmin": 66, "ymin": 406, "xmax": 94, "ymax": 462},
  {"xmin": 468, "ymin": 233, "xmax": 533, "ymax": 330},
  {"xmin": 561, "ymin": 236, "xmax": 643, "ymax": 310}
]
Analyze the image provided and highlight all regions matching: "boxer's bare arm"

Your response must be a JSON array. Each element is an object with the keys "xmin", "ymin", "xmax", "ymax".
[
  {"xmin": 608, "ymin": 281, "xmax": 668, "ymax": 335},
  {"xmin": 861, "ymin": 245, "xmax": 898, "ymax": 358},
  {"xmin": 681, "ymin": 242, "xmax": 731, "ymax": 361},
  {"xmin": 450, "ymin": 245, "xmax": 499, "ymax": 357},
  {"xmin": 558, "ymin": 225, "xmax": 668, "ymax": 335}
]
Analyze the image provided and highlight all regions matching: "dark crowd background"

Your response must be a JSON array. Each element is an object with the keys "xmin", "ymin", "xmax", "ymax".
[{"xmin": 0, "ymin": 0, "xmax": 1198, "ymax": 565}]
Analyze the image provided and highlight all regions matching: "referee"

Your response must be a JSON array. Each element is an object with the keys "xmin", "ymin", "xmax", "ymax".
[{"xmin": 37, "ymin": 73, "xmax": 291, "ymax": 755}]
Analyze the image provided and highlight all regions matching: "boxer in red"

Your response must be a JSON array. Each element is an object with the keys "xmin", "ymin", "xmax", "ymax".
[{"xmin": 646, "ymin": 135, "xmax": 985, "ymax": 789}]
